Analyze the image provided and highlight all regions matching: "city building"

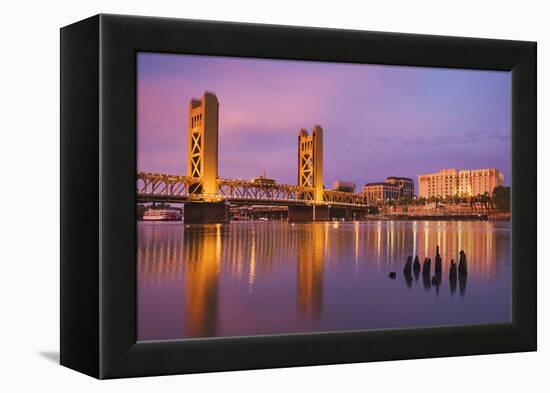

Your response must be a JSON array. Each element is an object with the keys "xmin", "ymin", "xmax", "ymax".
[
  {"xmin": 385, "ymin": 176, "xmax": 415, "ymax": 198},
  {"xmin": 418, "ymin": 168, "xmax": 459, "ymax": 198},
  {"xmin": 458, "ymin": 168, "xmax": 504, "ymax": 196},
  {"xmin": 187, "ymin": 91, "xmax": 219, "ymax": 195},
  {"xmin": 363, "ymin": 182, "xmax": 400, "ymax": 203},
  {"xmin": 332, "ymin": 180, "xmax": 356, "ymax": 193},
  {"xmin": 298, "ymin": 126, "xmax": 324, "ymax": 201},
  {"xmin": 418, "ymin": 168, "xmax": 504, "ymax": 198}
]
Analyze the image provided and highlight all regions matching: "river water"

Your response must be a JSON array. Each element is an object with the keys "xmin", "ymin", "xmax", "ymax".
[{"xmin": 137, "ymin": 220, "xmax": 511, "ymax": 340}]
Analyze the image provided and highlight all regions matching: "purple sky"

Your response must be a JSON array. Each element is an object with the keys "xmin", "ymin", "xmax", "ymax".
[{"xmin": 137, "ymin": 53, "xmax": 511, "ymax": 189}]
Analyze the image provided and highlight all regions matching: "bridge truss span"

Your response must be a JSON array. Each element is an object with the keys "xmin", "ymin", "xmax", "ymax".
[
  {"xmin": 137, "ymin": 172, "xmax": 195, "ymax": 199},
  {"xmin": 217, "ymin": 178, "xmax": 315, "ymax": 204},
  {"xmin": 136, "ymin": 172, "xmax": 369, "ymax": 208},
  {"xmin": 323, "ymin": 189, "xmax": 368, "ymax": 207}
]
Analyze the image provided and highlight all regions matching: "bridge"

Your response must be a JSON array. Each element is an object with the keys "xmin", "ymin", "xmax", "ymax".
[
  {"xmin": 137, "ymin": 173, "xmax": 368, "ymax": 207},
  {"xmin": 137, "ymin": 91, "xmax": 371, "ymax": 222}
]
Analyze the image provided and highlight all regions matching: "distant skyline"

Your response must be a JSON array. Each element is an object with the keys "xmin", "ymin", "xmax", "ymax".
[{"xmin": 137, "ymin": 52, "xmax": 511, "ymax": 190}]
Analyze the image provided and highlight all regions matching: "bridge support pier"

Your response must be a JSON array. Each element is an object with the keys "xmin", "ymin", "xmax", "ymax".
[
  {"xmin": 329, "ymin": 207, "xmax": 368, "ymax": 221},
  {"xmin": 288, "ymin": 205, "xmax": 329, "ymax": 222},
  {"xmin": 184, "ymin": 202, "xmax": 229, "ymax": 224}
]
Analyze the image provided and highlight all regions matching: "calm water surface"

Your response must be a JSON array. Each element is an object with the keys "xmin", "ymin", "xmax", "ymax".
[{"xmin": 137, "ymin": 220, "xmax": 511, "ymax": 340}]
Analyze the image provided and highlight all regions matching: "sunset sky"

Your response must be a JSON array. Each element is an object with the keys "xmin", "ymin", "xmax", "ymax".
[{"xmin": 137, "ymin": 52, "xmax": 511, "ymax": 189}]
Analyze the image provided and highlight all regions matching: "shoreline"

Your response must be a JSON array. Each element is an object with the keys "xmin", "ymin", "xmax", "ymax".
[{"xmin": 137, "ymin": 216, "xmax": 511, "ymax": 223}]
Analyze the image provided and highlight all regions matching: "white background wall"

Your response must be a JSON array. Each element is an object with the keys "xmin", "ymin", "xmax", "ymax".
[{"xmin": 0, "ymin": 0, "xmax": 546, "ymax": 391}]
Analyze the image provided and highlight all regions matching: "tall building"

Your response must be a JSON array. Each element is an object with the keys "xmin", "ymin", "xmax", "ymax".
[
  {"xmin": 418, "ymin": 168, "xmax": 504, "ymax": 198},
  {"xmin": 419, "ymin": 168, "xmax": 460, "ymax": 197},
  {"xmin": 188, "ymin": 92, "xmax": 219, "ymax": 195},
  {"xmin": 385, "ymin": 176, "xmax": 415, "ymax": 198},
  {"xmin": 458, "ymin": 168, "xmax": 504, "ymax": 196},
  {"xmin": 298, "ymin": 125, "xmax": 324, "ymax": 202},
  {"xmin": 363, "ymin": 182, "xmax": 400, "ymax": 203}
]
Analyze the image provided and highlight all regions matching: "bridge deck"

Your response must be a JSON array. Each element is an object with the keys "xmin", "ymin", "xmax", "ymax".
[{"xmin": 136, "ymin": 172, "xmax": 371, "ymax": 208}]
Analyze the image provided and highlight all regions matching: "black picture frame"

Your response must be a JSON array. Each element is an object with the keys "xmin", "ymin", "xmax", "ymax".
[{"xmin": 60, "ymin": 14, "xmax": 536, "ymax": 379}]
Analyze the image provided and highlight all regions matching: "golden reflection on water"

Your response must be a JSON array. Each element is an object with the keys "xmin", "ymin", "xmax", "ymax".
[
  {"xmin": 138, "ymin": 220, "xmax": 508, "ymax": 339},
  {"xmin": 183, "ymin": 225, "xmax": 220, "ymax": 337},
  {"xmin": 297, "ymin": 223, "xmax": 325, "ymax": 320}
]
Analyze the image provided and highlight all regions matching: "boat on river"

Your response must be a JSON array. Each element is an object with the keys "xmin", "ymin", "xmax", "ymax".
[{"xmin": 142, "ymin": 209, "xmax": 182, "ymax": 221}]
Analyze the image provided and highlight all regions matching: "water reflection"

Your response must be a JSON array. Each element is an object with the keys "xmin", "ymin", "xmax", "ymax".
[
  {"xmin": 431, "ymin": 271, "xmax": 442, "ymax": 296},
  {"xmin": 450, "ymin": 273, "xmax": 457, "ymax": 294},
  {"xmin": 184, "ymin": 226, "xmax": 220, "ymax": 337},
  {"xmin": 459, "ymin": 274, "xmax": 468, "ymax": 298},
  {"xmin": 422, "ymin": 268, "xmax": 431, "ymax": 290},
  {"xmin": 138, "ymin": 220, "xmax": 511, "ymax": 340},
  {"xmin": 297, "ymin": 223, "xmax": 325, "ymax": 320},
  {"xmin": 404, "ymin": 271, "xmax": 413, "ymax": 289}
]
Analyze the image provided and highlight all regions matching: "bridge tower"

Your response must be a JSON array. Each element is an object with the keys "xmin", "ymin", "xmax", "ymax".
[
  {"xmin": 188, "ymin": 92, "xmax": 219, "ymax": 195},
  {"xmin": 298, "ymin": 125, "xmax": 324, "ymax": 202}
]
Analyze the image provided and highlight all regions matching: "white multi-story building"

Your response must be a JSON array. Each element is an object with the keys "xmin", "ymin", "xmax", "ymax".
[{"xmin": 418, "ymin": 168, "xmax": 504, "ymax": 198}]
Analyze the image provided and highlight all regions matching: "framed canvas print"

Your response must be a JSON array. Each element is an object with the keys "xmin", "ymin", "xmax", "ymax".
[{"xmin": 60, "ymin": 14, "xmax": 536, "ymax": 379}]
